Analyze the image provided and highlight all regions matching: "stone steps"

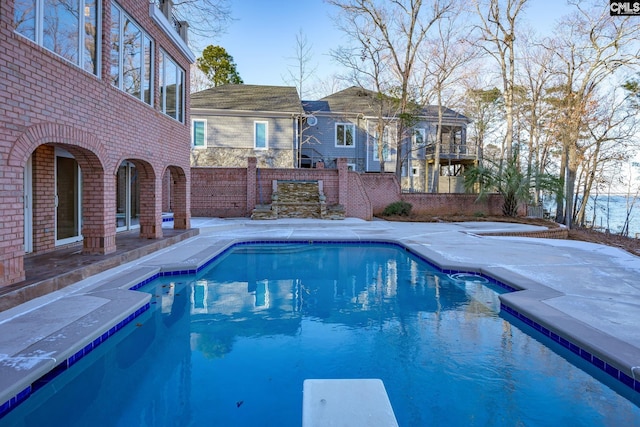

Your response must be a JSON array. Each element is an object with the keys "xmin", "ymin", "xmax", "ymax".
[{"xmin": 252, "ymin": 180, "xmax": 344, "ymax": 220}]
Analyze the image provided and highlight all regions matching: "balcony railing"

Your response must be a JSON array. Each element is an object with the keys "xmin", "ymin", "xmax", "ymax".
[{"xmin": 424, "ymin": 143, "xmax": 480, "ymax": 159}]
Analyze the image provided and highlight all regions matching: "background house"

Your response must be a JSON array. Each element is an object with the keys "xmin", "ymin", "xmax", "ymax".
[
  {"xmin": 302, "ymin": 87, "xmax": 474, "ymax": 192},
  {"xmin": 190, "ymin": 85, "xmax": 302, "ymax": 168},
  {"xmin": 0, "ymin": 0, "xmax": 194, "ymax": 287},
  {"xmin": 189, "ymin": 84, "xmax": 474, "ymax": 194}
]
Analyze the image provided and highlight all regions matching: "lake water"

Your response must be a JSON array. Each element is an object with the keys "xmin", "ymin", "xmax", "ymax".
[{"xmin": 545, "ymin": 195, "xmax": 640, "ymax": 237}]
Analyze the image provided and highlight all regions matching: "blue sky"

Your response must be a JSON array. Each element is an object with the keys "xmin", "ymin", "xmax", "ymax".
[{"xmin": 200, "ymin": 0, "xmax": 580, "ymax": 97}]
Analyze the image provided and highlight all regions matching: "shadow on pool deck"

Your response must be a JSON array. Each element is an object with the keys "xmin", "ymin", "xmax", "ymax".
[{"xmin": 0, "ymin": 228, "xmax": 198, "ymax": 313}]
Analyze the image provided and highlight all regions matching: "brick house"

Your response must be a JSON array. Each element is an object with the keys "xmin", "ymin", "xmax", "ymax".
[{"xmin": 0, "ymin": 0, "xmax": 194, "ymax": 287}]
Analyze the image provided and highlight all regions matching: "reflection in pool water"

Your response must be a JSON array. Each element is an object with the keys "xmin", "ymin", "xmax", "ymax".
[{"xmin": 3, "ymin": 243, "xmax": 640, "ymax": 426}]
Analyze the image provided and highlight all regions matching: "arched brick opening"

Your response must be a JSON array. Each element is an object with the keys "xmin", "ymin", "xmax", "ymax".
[
  {"xmin": 1, "ymin": 124, "xmax": 115, "ymax": 286},
  {"xmin": 164, "ymin": 165, "xmax": 190, "ymax": 230},
  {"xmin": 120, "ymin": 159, "xmax": 162, "ymax": 239}
]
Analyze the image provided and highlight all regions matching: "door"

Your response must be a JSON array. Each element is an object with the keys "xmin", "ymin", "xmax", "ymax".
[
  {"xmin": 55, "ymin": 151, "xmax": 82, "ymax": 245},
  {"xmin": 116, "ymin": 161, "xmax": 140, "ymax": 231}
]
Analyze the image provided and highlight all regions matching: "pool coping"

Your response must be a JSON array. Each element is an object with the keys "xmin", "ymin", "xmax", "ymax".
[{"xmin": 1, "ymin": 224, "xmax": 639, "ymax": 417}]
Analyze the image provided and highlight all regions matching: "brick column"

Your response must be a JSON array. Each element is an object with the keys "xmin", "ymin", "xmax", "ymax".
[
  {"xmin": 139, "ymin": 173, "xmax": 163, "ymax": 239},
  {"xmin": 169, "ymin": 166, "xmax": 190, "ymax": 229},
  {"xmin": 32, "ymin": 145, "xmax": 56, "ymax": 253},
  {"xmin": 247, "ymin": 157, "xmax": 257, "ymax": 215},
  {"xmin": 0, "ymin": 164, "xmax": 26, "ymax": 286},
  {"xmin": 82, "ymin": 169, "xmax": 117, "ymax": 254},
  {"xmin": 337, "ymin": 157, "xmax": 348, "ymax": 207}
]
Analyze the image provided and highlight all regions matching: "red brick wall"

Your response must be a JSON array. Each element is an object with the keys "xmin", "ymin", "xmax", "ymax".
[
  {"xmin": 191, "ymin": 162, "xmax": 371, "ymax": 219},
  {"xmin": 32, "ymin": 145, "xmax": 55, "ymax": 253},
  {"xmin": 347, "ymin": 172, "xmax": 372, "ymax": 220},
  {"xmin": 191, "ymin": 168, "xmax": 249, "ymax": 217},
  {"xmin": 190, "ymin": 162, "xmax": 508, "ymax": 220},
  {"xmin": 402, "ymin": 193, "xmax": 505, "ymax": 216},
  {"xmin": 0, "ymin": 0, "xmax": 192, "ymax": 285},
  {"xmin": 360, "ymin": 173, "xmax": 402, "ymax": 214}
]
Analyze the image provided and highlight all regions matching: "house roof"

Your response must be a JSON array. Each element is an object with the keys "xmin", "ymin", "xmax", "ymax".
[
  {"xmin": 305, "ymin": 86, "xmax": 469, "ymax": 122},
  {"xmin": 190, "ymin": 84, "xmax": 303, "ymax": 113}
]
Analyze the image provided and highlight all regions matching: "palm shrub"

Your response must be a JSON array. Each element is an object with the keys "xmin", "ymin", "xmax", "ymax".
[{"xmin": 464, "ymin": 156, "xmax": 561, "ymax": 217}]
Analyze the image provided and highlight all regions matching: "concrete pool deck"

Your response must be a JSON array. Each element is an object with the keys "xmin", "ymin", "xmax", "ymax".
[{"xmin": 1, "ymin": 217, "xmax": 640, "ymax": 412}]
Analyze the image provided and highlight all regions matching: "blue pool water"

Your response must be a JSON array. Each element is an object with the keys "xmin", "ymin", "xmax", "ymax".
[{"xmin": 2, "ymin": 243, "xmax": 640, "ymax": 426}]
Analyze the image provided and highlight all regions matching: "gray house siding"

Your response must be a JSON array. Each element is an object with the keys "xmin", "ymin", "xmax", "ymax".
[
  {"xmin": 190, "ymin": 85, "xmax": 301, "ymax": 168},
  {"xmin": 302, "ymin": 114, "xmax": 365, "ymax": 169},
  {"xmin": 191, "ymin": 113, "xmax": 296, "ymax": 168}
]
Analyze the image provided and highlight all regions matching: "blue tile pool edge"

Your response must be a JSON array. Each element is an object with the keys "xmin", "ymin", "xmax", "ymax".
[
  {"xmin": 0, "ymin": 301, "xmax": 151, "ymax": 419},
  {"xmin": 2, "ymin": 238, "xmax": 637, "ymax": 419},
  {"xmin": 500, "ymin": 303, "xmax": 640, "ymax": 394}
]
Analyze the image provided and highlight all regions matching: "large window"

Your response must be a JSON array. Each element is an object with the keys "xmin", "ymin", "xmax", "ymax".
[
  {"xmin": 192, "ymin": 119, "xmax": 206, "ymax": 148},
  {"xmin": 254, "ymin": 121, "xmax": 268, "ymax": 150},
  {"xmin": 160, "ymin": 50, "xmax": 185, "ymax": 122},
  {"xmin": 14, "ymin": 0, "xmax": 100, "ymax": 75},
  {"xmin": 110, "ymin": 3, "xmax": 153, "ymax": 104},
  {"xmin": 335, "ymin": 123, "xmax": 355, "ymax": 147},
  {"xmin": 373, "ymin": 126, "xmax": 391, "ymax": 161},
  {"xmin": 413, "ymin": 128, "xmax": 426, "ymax": 147}
]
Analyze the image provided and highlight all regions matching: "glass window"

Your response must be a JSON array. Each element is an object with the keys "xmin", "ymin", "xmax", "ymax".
[
  {"xmin": 43, "ymin": 0, "xmax": 79, "ymax": 65},
  {"xmin": 336, "ymin": 123, "xmax": 355, "ymax": 147},
  {"xmin": 373, "ymin": 127, "xmax": 391, "ymax": 161},
  {"xmin": 14, "ymin": 0, "xmax": 36, "ymax": 41},
  {"xmin": 143, "ymin": 35, "xmax": 152, "ymax": 104},
  {"xmin": 192, "ymin": 120, "xmax": 206, "ymax": 148},
  {"xmin": 109, "ymin": 3, "xmax": 120, "ymax": 86},
  {"xmin": 122, "ymin": 17, "xmax": 141, "ymax": 98},
  {"xmin": 413, "ymin": 128, "xmax": 426, "ymax": 147},
  {"xmin": 14, "ymin": 0, "xmax": 99, "ymax": 76},
  {"xmin": 254, "ymin": 122, "xmax": 268, "ymax": 149},
  {"xmin": 110, "ymin": 2, "xmax": 153, "ymax": 105},
  {"xmin": 159, "ymin": 50, "xmax": 185, "ymax": 122},
  {"xmin": 83, "ymin": 0, "xmax": 98, "ymax": 74}
]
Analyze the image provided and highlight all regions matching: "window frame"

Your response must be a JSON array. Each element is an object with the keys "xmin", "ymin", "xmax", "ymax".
[
  {"xmin": 413, "ymin": 128, "xmax": 426, "ymax": 147},
  {"xmin": 14, "ymin": 0, "xmax": 101, "ymax": 76},
  {"xmin": 110, "ymin": 2, "xmax": 154, "ymax": 105},
  {"xmin": 254, "ymin": 121, "xmax": 269, "ymax": 150},
  {"xmin": 159, "ymin": 49, "xmax": 185, "ymax": 122},
  {"xmin": 335, "ymin": 123, "xmax": 355, "ymax": 148},
  {"xmin": 192, "ymin": 119, "xmax": 207, "ymax": 149},
  {"xmin": 373, "ymin": 126, "xmax": 391, "ymax": 162}
]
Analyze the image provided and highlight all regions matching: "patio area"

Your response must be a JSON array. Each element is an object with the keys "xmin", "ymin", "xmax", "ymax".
[{"xmin": 0, "ymin": 227, "xmax": 198, "ymax": 312}]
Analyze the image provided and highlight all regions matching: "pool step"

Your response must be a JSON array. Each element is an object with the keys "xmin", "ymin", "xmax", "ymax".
[{"xmin": 0, "ymin": 289, "xmax": 150, "ymax": 416}]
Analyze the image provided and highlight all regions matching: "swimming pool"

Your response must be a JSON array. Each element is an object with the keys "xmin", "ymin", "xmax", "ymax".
[{"xmin": 2, "ymin": 242, "xmax": 639, "ymax": 426}]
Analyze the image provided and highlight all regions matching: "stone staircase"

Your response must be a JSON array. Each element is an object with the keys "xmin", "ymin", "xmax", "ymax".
[{"xmin": 251, "ymin": 180, "xmax": 344, "ymax": 220}]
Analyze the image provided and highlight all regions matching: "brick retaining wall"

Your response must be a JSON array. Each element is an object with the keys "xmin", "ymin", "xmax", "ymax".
[{"xmin": 191, "ymin": 159, "xmax": 516, "ymax": 222}]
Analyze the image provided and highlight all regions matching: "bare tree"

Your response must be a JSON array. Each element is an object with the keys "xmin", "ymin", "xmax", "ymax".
[
  {"xmin": 546, "ymin": 1, "xmax": 640, "ymax": 227},
  {"xmin": 419, "ymin": 5, "xmax": 479, "ymax": 192},
  {"xmin": 328, "ymin": 0, "xmax": 455, "ymax": 179},
  {"xmin": 190, "ymin": 64, "xmax": 212, "ymax": 93},
  {"xmin": 283, "ymin": 29, "xmax": 318, "ymax": 100},
  {"xmin": 168, "ymin": 0, "xmax": 233, "ymax": 50},
  {"xmin": 474, "ymin": 0, "xmax": 529, "ymax": 163},
  {"xmin": 573, "ymin": 88, "xmax": 640, "ymax": 228},
  {"xmin": 517, "ymin": 29, "xmax": 556, "ymax": 204}
]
